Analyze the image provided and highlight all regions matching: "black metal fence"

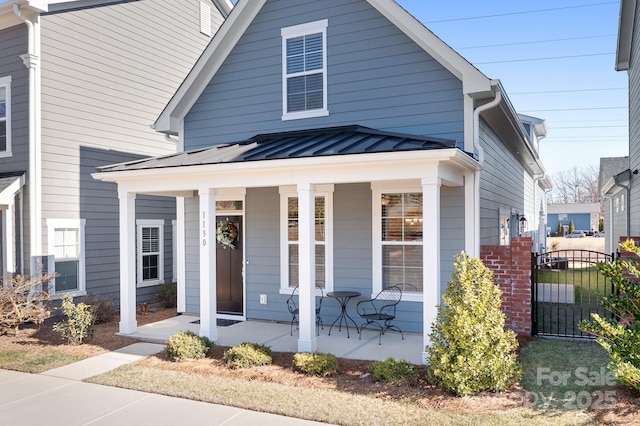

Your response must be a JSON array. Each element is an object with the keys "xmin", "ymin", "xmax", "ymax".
[{"xmin": 531, "ymin": 250, "xmax": 615, "ymax": 338}]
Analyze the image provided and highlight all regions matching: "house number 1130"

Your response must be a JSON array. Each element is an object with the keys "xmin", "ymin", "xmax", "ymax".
[{"xmin": 202, "ymin": 211, "xmax": 207, "ymax": 246}]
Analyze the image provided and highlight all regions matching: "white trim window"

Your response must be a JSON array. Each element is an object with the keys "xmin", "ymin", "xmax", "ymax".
[
  {"xmin": 280, "ymin": 185, "xmax": 333, "ymax": 293},
  {"xmin": 47, "ymin": 219, "xmax": 86, "ymax": 296},
  {"xmin": 137, "ymin": 219, "xmax": 164, "ymax": 287},
  {"xmin": 0, "ymin": 76, "xmax": 11, "ymax": 157},
  {"xmin": 281, "ymin": 19, "xmax": 328, "ymax": 120},
  {"xmin": 373, "ymin": 188, "xmax": 423, "ymax": 299}
]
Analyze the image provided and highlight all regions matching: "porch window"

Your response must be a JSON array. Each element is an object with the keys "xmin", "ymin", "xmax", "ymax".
[
  {"xmin": 0, "ymin": 76, "xmax": 11, "ymax": 156},
  {"xmin": 137, "ymin": 219, "xmax": 164, "ymax": 286},
  {"xmin": 280, "ymin": 186, "xmax": 333, "ymax": 293},
  {"xmin": 380, "ymin": 192, "xmax": 423, "ymax": 294},
  {"xmin": 281, "ymin": 20, "xmax": 328, "ymax": 120},
  {"xmin": 47, "ymin": 219, "xmax": 86, "ymax": 296}
]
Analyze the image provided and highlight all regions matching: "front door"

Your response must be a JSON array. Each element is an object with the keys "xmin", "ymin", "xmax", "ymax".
[{"xmin": 216, "ymin": 215, "xmax": 243, "ymax": 316}]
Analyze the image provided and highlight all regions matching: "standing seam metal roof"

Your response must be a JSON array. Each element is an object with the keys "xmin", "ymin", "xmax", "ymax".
[{"xmin": 97, "ymin": 125, "xmax": 457, "ymax": 173}]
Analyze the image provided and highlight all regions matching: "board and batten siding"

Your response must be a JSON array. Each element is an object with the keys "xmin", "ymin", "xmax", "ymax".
[
  {"xmin": 184, "ymin": 0, "xmax": 463, "ymax": 149},
  {"xmin": 628, "ymin": 0, "xmax": 640, "ymax": 237},
  {"xmin": 478, "ymin": 119, "xmax": 527, "ymax": 246},
  {"xmin": 0, "ymin": 25, "xmax": 31, "ymax": 273},
  {"xmin": 36, "ymin": 1, "xmax": 223, "ymax": 298}
]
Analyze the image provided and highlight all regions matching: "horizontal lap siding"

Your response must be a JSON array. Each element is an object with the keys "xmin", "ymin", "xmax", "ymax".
[
  {"xmin": 245, "ymin": 187, "xmax": 284, "ymax": 321},
  {"xmin": 38, "ymin": 1, "xmax": 221, "ymax": 298},
  {"xmin": 629, "ymin": 1, "xmax": 640, "ymax": 236},
  {"xmin": 185, "ymin": 0, "xmax": 463, "ymax": 148},
  {"xmin": 0, "ymin": 26, "xmax": 31, "ymax": 270},
  {"xmin": 185, "ymin": 197, "xmax": 200, "ymax": 314},
  {"xmin": 479, "ymin": 120, "xmax": 527, "ymax": 245}
]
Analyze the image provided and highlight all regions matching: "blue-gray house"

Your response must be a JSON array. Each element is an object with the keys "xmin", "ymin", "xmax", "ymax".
[{"xmin": 94, "ymin": 0, "xmax": 549, "ymax": 363}]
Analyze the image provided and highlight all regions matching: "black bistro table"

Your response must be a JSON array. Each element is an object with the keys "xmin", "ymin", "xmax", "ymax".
[{"xmin": 326, "ymin": 291, "xmax": 361, "ymax": 338}]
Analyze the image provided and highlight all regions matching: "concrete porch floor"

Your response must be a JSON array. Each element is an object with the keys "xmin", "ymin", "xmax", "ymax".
[{"xmin": 126, "ymin": 315, "xmax": 425, "ymax": 365}]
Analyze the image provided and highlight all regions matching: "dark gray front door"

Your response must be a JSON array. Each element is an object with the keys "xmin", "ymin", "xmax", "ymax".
[{"xmin": 216, "ymin": 215, "xmax": 243, "ymax": 315}]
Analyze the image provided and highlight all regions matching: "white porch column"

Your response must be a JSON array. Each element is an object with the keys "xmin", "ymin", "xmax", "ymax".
[
  {"xmin": 2, "ymin": 206, "xmax": 15, "ymax": 276},
  {"xmin": 422, "ymin": 177, "xmax": 441, "ymax": 364},
  {"xmin": 198, "ymin": 188, "xmax": 217, "ymax": 341},
  {"xmin": 118, "ymin": 191, "xmax": 137, "ymax": 334},
  {"xmin": 297, "ymin": 182, "xmax": 317, "ymax": 353},
  {"xmin": 176, "ymin": 197, "xmax": 186, "ymax": 313}
]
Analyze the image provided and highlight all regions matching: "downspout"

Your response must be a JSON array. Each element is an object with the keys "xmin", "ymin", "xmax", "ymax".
[
  {"xmin": 13, "ymin": 5, "xmax": 42, "ymax": 272},
  {"xmin": 472, "ymin": 85, "xmax": 502, "ymax": 255}
]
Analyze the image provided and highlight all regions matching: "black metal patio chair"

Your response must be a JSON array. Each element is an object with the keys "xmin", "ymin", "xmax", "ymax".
[
  {"xmin": 286, "ymin": 283, "xmax": 324, "ymax": 336},
  {"xmin": 356, "ymin": 285, "xmax": 404, "ymax": 344}
]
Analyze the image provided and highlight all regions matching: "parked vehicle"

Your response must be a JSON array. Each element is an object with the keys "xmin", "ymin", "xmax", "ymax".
[
  {"xmin": 594, "ymin": 231, "xmax": 605, "ymax": 238},
  {"xmin": 566, "ymin": 231, "xmax": 586, "ymax": 238}
]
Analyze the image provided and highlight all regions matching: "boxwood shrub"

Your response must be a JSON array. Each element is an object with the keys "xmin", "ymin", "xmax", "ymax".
[
  {"xmin": 293, "ymin": 352, "xmax": 338, "ymax": 376},
  {"xmin": 223, "ymin": 342, "xmax": 273, "ymax": 369}
]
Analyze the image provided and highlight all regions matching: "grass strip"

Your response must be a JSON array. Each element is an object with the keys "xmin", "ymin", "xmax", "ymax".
[
  {"xmin": 0, "ymin": 349, "xmax": 86, "ymax": 373},
  {"xmin": 87, "ymin": 364, "xmax": 597, "ymax": 426}
]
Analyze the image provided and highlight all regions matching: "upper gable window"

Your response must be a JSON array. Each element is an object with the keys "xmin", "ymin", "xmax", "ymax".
[
  {"xmin": 0, "ymin": 76, "xmax": 11, "ymax": 157},
  {"xmin": 281, "ymin": 20, "xmax": 328, "ymax": 121}
]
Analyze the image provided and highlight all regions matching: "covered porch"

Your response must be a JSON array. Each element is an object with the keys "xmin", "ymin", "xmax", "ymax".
[
  {"xmin": 127, "ymin": 314, "xmax": 425, "ymax": 365},
  {"xmin": 93, "ymin": 126, "xmax": 482, "ymax": 365}
]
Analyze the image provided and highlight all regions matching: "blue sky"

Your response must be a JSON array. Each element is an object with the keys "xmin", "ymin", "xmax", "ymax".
[
  {"xmin": 3, "ymin": 0, "xmax": 626, "ymax": 177},
  {"xmin": 396, "ymin": 0, "xmax": 627, "ymax": 177}
]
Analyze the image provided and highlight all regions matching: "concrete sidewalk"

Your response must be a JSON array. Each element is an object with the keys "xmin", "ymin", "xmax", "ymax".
[{"xmin": 0, "ymin": 343, "xmax": 331, "ymax": 426}]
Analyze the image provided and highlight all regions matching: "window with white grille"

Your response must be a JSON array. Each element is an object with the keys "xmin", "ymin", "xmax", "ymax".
[{"xmin": 281, "ymin": 20, "xmax": 328, "ymax": 120}]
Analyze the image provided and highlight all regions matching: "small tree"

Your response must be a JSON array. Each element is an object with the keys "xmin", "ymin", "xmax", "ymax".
[
  {"xmin": 427, "ymin": 252, "xmax": 522, "ymax": 396},
  {"xmin": 557, "ymin": 221, "xmax": 563, "ymax": 236},
  {"xmin": 569, "ymin": 220, "xmax": 575, "ymax": 233},
  {"xmin": 599, "ymin": 218, "xmax": 604, "ymax": 232},
  {"xmin": 580, "ymin": 239, "xmax": 640, "ymax": 391},
  {"xmin": 0, "ymin": 273, "xmax": 54, "ymax": 336}
]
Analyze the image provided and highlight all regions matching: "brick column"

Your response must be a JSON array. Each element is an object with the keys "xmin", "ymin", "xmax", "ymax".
[{"xmin": 480, "ymin": 237, "xmax": 532, "ymax": 335}]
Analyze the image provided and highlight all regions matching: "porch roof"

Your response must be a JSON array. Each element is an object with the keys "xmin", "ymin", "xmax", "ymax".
[{"xmin": 97, "ymin": 125, "xmax": 458, "ymax": 173}]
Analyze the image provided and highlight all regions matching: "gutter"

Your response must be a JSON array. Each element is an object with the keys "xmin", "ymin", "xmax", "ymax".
[{"xmin": 13, "ymin": 4, "xmax": 42, "ymax": 267}]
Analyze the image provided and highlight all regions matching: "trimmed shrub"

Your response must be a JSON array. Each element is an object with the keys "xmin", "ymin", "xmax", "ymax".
[
  {"xmin": 580, "ymin": 239, "xmax": 640, "ymax": 391},
  {"xmin": 557, "ymin": 221, "xmax": 563, "ymax": 236},
  {"xmin": 53, "ymin": 294, "xmax": 97, "ymax": 345},
  {"xmin": 369, "ymin": 357, "xmax": 417, "ymax": 384},
  {"xmin": 569, "ymin": 220, "xmax": 575, "ymax": 233},
  {"xmin": 427, "ymin": 252, "xmax": 522, "ymax": 396},
  {"xmin": 79, "ymin": 295, "xmax": 117, "ymax": 324},
  {"xmin": 293, "ymin": 352, "xmax": 338, "ymax": 376},
  {"xmin": 223, "ymin": 342, "xmax": 273, "ymax": 369},
  {"xmin": 156, "ymin": 282, "xmax": 177, "ymax": 308},
  {"xmin": 165, "ymin": 331, "xmax": 213, "ymax": 362}
]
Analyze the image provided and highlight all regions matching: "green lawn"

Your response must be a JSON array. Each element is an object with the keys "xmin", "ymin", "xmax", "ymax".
[
  {"xmin": 0, "ymin": 349, "xmax": 85, "ymax": 373},
  {"xmin": 519, "ymin": 339, "xmax": 613, "ymax": 411}
]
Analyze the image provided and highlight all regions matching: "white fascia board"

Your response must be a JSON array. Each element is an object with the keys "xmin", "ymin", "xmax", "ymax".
[
  {"xmin": 154, "ymin": 0, "xmax": 267, "ymax": 134},
  {"xmin": 93, "ymin": 149, "xmax": 481, "ymax": 193},
  {"xmin": 601, "ymin": 177, "xmax": 623, "ymax": 196},
  {"xmin": 616, "ymin": 0, "xmax": 636, "ymax": 71}
]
